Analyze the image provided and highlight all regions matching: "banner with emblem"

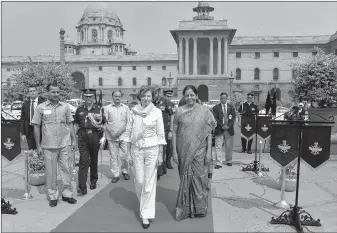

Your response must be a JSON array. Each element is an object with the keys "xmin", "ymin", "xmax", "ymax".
[
  {"xmin": 257, "ymin": 115, "xmax": 272, "ymax": 141},
  {"xmin": 270, "ymin": 124, "xmax": 300, "ymax": 168},
  {"xmin": 1, "ymin": 120, "xmax": 21, "ymax": 161},
  {"xmin": 301, "ymin": 125, "xmax": 331, "ymax": 170},
  {"xmin": 240, "ymin": 113, "xmax": 256, "ymax": 141}
]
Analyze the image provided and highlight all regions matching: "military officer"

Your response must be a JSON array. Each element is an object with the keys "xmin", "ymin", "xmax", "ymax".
[
  {"xmin": 73, "ymin": 89, "xmax": 105, "ymax": 196},
  {"xmin": 152, "ymin": 85, "xmax": 174, "ymax": 180},
  {"xmin": 238, "ymin": 92, "xmax": 259, "ymax": 154}
]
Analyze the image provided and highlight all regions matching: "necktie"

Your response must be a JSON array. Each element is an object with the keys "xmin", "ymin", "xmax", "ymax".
[
  {"xmin": 223, "ymin": 104, "xmax": 228, "ymax": 125},
  {"xmin": 30, "ymin": 100, "xmax": 35, "ymax": 123}
]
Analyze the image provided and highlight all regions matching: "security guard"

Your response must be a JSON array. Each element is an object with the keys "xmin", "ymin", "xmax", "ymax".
[
  {"xmin": 238, "ymin": 92, "xmax": 259, "ymax": 154},
  {"xmin": 74, "ymin": 89, "xmax": 105, "ymax": 196},
  {"xmin": 152, "ymin": 85, "xmax": 174, "ymax": 180},
  {"xmin": 163, "ymin": 89, "xmax": 175, "ymax": 167}
]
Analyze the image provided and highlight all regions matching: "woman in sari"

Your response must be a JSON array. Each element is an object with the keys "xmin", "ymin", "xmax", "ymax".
[
  {"xmin": 172, "ymin": 85, "xmax": 217, "ymax": 221},
  {"xmin": 124, "ymin": 85, "xmax": 166, "ymax": 229}
]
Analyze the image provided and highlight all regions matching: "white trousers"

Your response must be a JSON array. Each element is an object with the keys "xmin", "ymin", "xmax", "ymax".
[
  {"xmin": 130, "ymin": 145, "xmax": 159, "ymax": 219},
  {"xmin": 108, "ymin": 140, "xmax": 129, "ymax": 177}
]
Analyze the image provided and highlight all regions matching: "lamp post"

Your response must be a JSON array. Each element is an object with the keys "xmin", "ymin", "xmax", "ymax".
[
  {"xmin": 60, "ymin": 28, "xmax": 65, "ymax": 65},
  {"xmin": 228, "ymin": 71, "xmax": 235, "ymax": 102}
]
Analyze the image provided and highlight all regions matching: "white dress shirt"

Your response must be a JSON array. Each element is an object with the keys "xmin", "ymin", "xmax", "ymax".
[{"xmin": 30, "ymin": 97, "xmax": 38, "ymax": 123}]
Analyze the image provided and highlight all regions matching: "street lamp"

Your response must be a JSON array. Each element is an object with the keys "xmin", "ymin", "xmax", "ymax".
[
  {"xmin": 59, "ymin": 28, "xmax": 65, "ymax": 65},
  {"xmin": 228, "ymin": 71, "xmax": 235, "ymax": 102}
]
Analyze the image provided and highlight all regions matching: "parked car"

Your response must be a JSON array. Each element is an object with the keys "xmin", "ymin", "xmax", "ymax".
[{"xmin": 259, "ymin": 106, "xmax": 290, "ymax": 120}]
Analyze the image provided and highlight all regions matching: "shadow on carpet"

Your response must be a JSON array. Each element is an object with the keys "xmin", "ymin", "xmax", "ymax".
[{"xmin": 52, "ymin": 169, "xmax": 214, "ymax": 232}]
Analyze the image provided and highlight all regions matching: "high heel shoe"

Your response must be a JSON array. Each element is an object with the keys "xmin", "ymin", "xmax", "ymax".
[{"xmin": 141, "ymin": 219, "xmax": 150, "ymax": 229}]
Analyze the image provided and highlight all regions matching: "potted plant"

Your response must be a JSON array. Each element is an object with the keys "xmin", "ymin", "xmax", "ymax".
[{"xmin": 27, "ymin": 150, "xmax": 46, "ymax": 186}]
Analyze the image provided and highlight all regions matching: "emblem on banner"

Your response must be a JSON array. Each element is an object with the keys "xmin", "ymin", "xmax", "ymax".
[
  {"xmin": 4, "ymin": 138, "xmax": 14, "ymax": 150},
  {"xmin": 261, "ymin": 124, "xmax": 268, "ymax": 132},
  {"xmin": 245, "ymin": 124, "xmax": 252, "ymax": 131},
  {"xmin": 309, "ymin": 142, "xmax": 322, "ymax": 155},
  {"xmin": 278, "ymin": 140, "xmax": 290, "ymax": 153}
]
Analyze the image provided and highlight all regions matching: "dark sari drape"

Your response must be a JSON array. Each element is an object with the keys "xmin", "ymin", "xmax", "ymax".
[{"xmin": 174, "ymin": 105, "xmax": 216, "ymax": 221}]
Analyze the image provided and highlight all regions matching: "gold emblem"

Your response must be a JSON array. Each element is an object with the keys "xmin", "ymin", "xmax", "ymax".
[
  {"xmin": 261, "ymin": 124, "xmax": 268, "ymax": 132},
  {"xmin": 245, "ymin": 124, "xmax": 252, "ymax": 131},
  {"xmin": 4, "ymin": 138, "xmax": 14, "ymax": 150},
  {"xmin": 278, "ymin": 140, "xmax": 291, "ymax": 153},
  {"xmin": 309, "ymin": 142, "xmax": 322, "ymax": 155}
]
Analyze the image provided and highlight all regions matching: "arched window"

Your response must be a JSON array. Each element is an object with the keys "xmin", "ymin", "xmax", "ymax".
[
  {"xmin": 115, "ymin": 45, "xmax": 118, "ymax": 52},
  {"xmin": 118, "ymin": 77, "xmax": 123, "ymax": 86},
  {"xmin": 273, "ymin": 68, "xmax": 279, "ymax": 81},
  {"xmin": 147, "ymin": 77, "xmax": 152, "ymax": 86},
  {"xmin": 254, "ymin": 68, "xmax": 260, "ymax": 80},
  {"xmin": 119, "ymin": 45, "xmax": 122, "ymax": 52},
  {"xmin": 236, "ymin": 68, "xmax": 241, "ymax": 80},
  {"xmin": 92, "ymin": 29, "xmax": 97, "ymax": 42},
  {"xmin": 108, "ymin": 30, "xmax": 113, "ymax": 40},
  {"xmin": 116, "ymin": 29, "xmax": 119, "ymax": 37},
  {"xmin": 132, "ymin": 77, "xmax": 137, "ymax": 86},
  {"xmin": 81, "ymin": 31, "xmax": 84, "ymax": 42},
  {"xmin": 98, "ymin": 77, "xmax": 103, "ymax": 86},
  {"xmin": 162, "ymin": 77, "xmax": 167, "ymax": 86}
]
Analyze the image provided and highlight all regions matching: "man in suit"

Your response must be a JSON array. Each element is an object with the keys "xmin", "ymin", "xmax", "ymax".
[
  {"xmin": 212, "ymin": 92, "xmax": 236, "ymax": 168},
  {"xmin": 238, "ymin": 92, "xmax": 259, "ymax": 154},
  {"xmin": 20, "ymin": 85, "xmax": 44, "ymax": 150}
]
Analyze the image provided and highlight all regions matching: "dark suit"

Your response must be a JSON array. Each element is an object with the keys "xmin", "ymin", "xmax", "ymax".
[
  {"xmin": 212, "ymin": 103, "xmax": 236, "ymax": 165},
  {"xmin": 20, "ymin": 97, "xmax": 45, "ymax": 150},
  {"xmin": 238, "ymin": 101, "xmax": 259, "ymax": 152}
]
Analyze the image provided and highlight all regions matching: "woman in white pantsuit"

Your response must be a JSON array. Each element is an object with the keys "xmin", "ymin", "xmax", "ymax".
[{"xmin": 124, "ymin": 85, "xmax": 166, "ymax": 229}]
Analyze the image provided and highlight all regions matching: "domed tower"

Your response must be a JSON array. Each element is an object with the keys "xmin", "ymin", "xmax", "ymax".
[
  {"xmin": 64, "ymin": 35, "xmax": 75, "ymax": 55},
  {"xmin": 75, "ymin": 2, "xmax": 126, "ymax": 55}
]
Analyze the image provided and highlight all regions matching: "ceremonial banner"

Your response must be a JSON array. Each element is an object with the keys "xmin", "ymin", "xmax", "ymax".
[
  {"xmin": 257, "ymin": 115, "xmax": 272, "ymax": 141},
  {"xmin": 270, "ymin": 124, "xmax": 300, "ymax": 167},
  {"xmin": 241, "ymin": 114, "xmax": 256, "ymax": 141},
  {"xmin": 1, "ymin": 120, "xmax": 21, "ymax": 161},
  {"xmin": 301, "ymin": 125, "xmax": 331, "ymax": 169}
]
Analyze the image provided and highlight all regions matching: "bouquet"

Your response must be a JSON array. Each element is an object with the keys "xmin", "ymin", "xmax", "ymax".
[{"xmin": 27, "ymin": 150, "xmax": 45, "ymax": 173}]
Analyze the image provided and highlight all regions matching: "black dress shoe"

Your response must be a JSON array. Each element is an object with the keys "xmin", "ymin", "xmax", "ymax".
[
  {"xmin": 162, "ymin": 165, "xmax": 167, "ymax": 175},
  {"xmin": 122, "ymin": 173, "xmax": 130, "ymax": 180},
  {"xmin": 227, "ymin": 163, "xmax": 232, "ymax": 166},
  {"xmin": 214, "ymin": 165, "xmax": 222, "ymax": 169},
  {"xmin": 49, "ymin": 200, "xmax": 58, "ymax": 207},
  {"xmin": 247, "ymin": 151, "xmax": 252, "ymax": 154},
  {"xmin": 241, "ymin": 150, "xmax": 247, "ymax": 153},
  {"xmin": 141, "ymin": 221, "xmax": 150, "ymax": 229},
  {"xmin": 157, "ymin": 175, "xmax": 160, "ymax": 180},
  {"xmin": 77, "ymin": 189, "xmax": 87, "ymax": 196},
  {"xmin": 111, "ymin": 177, "xmax": 119, "ymax": 183},
  {"xmin": 62, "ymin": 197, "xmax": 77, "ymax": 204},
  {"xmin": 166, "ymin": 163, "xmax": 174, "ymax": 169}
]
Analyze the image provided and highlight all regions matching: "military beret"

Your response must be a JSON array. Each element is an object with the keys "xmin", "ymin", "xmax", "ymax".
[
  {"xmin": 82, "ymin": 88, "xmax": 96, "ymax": 96},
  {"xmin": 247, "ymin": 92, "xmax": 254, "ymax": 97}
]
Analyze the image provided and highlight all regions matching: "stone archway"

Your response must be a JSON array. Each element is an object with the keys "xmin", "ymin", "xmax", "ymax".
[
  {"xmin": 271, "ymin": 87, "xmax": 281, "ymax": 101},
  {"xmin": 71, "ymin": 71, "xmax": 85, "ymax": 98},
  {"xmin": 197, "ymin": 84, "xmax": 209, "ymax": 102}
]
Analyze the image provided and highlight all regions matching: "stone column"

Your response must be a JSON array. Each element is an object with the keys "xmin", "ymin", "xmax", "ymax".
[
  {"xmin": 224, "ymin": 37, "xmax": 228, "ymax": 75},
  {"xmin": 77, "ymin": 30, "xmax": 80, "ymax": 43},
  {"xmin": 209, "ymin": 37, "xmax": 214, "ymax": 75},
  {"xmin": 179, "ymin": 37, "xmax": 183, "ymax": 74},
  {"xmin": 217, "ymin": 37, "xmax": 221, "ymax": 75},
  {"xmin": 185, "ymin": 37, "xmax": 189, "ymax": 75},
  {"xmin": 193, "ymin": 37, "xmax": 198, "ymax": 75},
  {"xmin": 60, "ymin": 28, "xmax": 65, "ymax": 65}
]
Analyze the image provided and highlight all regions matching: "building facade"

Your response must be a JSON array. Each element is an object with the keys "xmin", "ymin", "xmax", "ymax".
[{"xmin": 2, "ymin": 2, "xmax": 337, "ymax": 102}]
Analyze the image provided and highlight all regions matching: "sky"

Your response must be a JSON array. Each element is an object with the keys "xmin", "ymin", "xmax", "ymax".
[{"xmin": 1, "ymin": 1, "xmax": 337, "ymax": 57}]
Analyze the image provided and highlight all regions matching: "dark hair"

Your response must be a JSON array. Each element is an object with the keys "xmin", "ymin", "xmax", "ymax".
[
  {"xmin": 46, "ymin": 80, "xmax": 58, "ymax": 91},
  {"xmin": 137, "ymin": 85, "xmax": 154, "ymax": 101},
  {"xmin": 220, "ymin": 92, "xmax": 228, "ymax": 97},
  {"xmin": 182, "ymin": 85, "xmax": 198, "ymax": 96},
  {"xmin": 28, "ymin": 84, "xmax": 37, "ymax": 89},
  {"xmin": 112, "ymin": 90, "xmax": 123, "ymax": 97}
]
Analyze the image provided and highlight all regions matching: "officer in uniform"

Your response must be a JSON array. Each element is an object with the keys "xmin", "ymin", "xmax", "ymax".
[
  {"xmin": 163, "ymin": 89, "xmax": 175, "ymax": 167},
  {"xmin": 74, "ymin": 89, "xmax": 105, "ymax": 196},
  {"xmin": 152, "ymin": 85, "xmax": 174, "ymax": 180},
  {"xmin": 238, "ymin": 92, "xmax": 259, "ymax": 154}
]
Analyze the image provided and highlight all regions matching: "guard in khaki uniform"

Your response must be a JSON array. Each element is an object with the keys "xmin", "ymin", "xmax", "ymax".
[{"xmin": 74, "ymin": 89, "xmax": 105, "ymax": 196}]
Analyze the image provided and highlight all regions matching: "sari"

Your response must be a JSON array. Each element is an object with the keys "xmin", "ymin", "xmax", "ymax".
[{"xmin": 174, "ymin": 104, "xmax": 217, "ymax": 221}]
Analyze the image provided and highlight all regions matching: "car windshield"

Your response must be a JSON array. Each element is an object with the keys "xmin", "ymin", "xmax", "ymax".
[{"xmin": 11, "ymin": 103, "xmax": 22, "ymax": 110}]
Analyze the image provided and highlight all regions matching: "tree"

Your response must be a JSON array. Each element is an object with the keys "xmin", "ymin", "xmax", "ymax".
[
  {"xmin": 290, "ymin": 47, "xmax": 337, "ymax": 108},
  {"xmin": 5, "ymin": 60, "xmax": 76, "ymax": 102},
  {"xmin": 231, "ymin": 92, "xmax": 246, "ymax": 110}
]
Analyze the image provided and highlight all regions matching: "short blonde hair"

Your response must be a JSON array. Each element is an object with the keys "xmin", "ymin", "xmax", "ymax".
[{"xmin": 137, "ymin": 85, "xmax": 154, "ymax": 101}]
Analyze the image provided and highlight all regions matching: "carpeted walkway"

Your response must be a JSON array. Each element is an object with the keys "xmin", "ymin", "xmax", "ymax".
[{"xmin": 52, "ymin": 166, "xmax": 214, "ymax": 232}]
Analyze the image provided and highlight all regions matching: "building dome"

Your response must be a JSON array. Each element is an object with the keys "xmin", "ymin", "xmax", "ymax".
[
  {"xmin": 80, "ymin": 3, "xmax": 123, "ymax": 27},
  {"xmin": 64, "ymin": 35, "xmax": 74, "ymax": 45}
]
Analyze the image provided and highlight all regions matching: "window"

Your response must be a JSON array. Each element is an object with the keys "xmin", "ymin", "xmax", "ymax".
[
  {"xmin": 162, "ymin": 77, "xmax": 167, "ymax": 86},
  {"xmin": 118, "ymin": 66, "xmax": 122, "ymax": 71},
  {"xmin": 92, "ymin": 17, "xmax": 96, "ymax": 21},
  {"xmin": 162, "ymin": 66, "xmax": 166, "ymax": 70},
  {"xmin": 255, "ymin": 52, "xmax": 260, "ymax": 59},
  {"xmin": 147, "ymin": 66, "xmax": 151, "ymax": 71},
  {"xmin": 236, "ymin": 52, "xmax": 241, "ymax": 58},
  {"xmin": 6, "ymin": 68, "xmax": 10, "ymax": 72},
  {"xmin": 147, "ymin": 77, "xmax": 151, "ymax": 86},
  {"xmin": 92, "ymin": 29, "xmax": 97, "ymax": 42},
  {"xmin": 7, "ymin": 78, "xmax": 10, "ymax": 87},
  {"xmin": 118, "ymin": 77, "xmax": 123, "ymax": 86},
  {"xmin": 92, "ymin": 51, "xmax": 95, "ymax": 54},
  {"xmin": 236, "ymin": 84, "xmax": 240, "ymax": 88},
  {"xmin": 132, "ymin": 77, "xmax": 137, "ymax": 86},
  {"xmin": 292, "ymin": 69, "xmax": 298, "ymax": 79},
  {"xmin": 273, "ymin": 68, "xmax": 279, "ymax": 81},
  {"xmin": 273, "ymin": 52, "xmax": 279, "ymax": 58},
  {"xmin": 99, "ymin": 66, "xmax": 102, "ymax": 71},
  {"xmin": 81, "ymin": 82, "xmax": 85, "ymax": 89},
  {"xmin": 235, "ymin": 68, "xmax": 241, "ymax": 80},
  {"xmin": 254, "ymin": 68, "xmax": 260, "ymax": 80},
  {"xmin": 293, "ymin": 52, "xmax": 298, "ymax": 57},
  {"xmin": 119, "ymin": 45, "xmax": 122, "ymax": 52},
  {"xmin": 115, "ymin": 45, "xmax": 118, "ymax": 51},
  {"xmin": 312, "ymin": 51, "xmax": 317, "ymax": 56},
  {"xmin": 81, "ymin": 31, "xmax": 84, "ymax": 41},
  {"xmin": 98, "ymin": 77, "xmax": 103, "ymax": 86},
  {"xmin": 133, "ymin": 66, "xmax": 137, "ymax": 70},
  {"xmin": 108, "ymin": 30, "xmax": 113, "ymax": 40}
]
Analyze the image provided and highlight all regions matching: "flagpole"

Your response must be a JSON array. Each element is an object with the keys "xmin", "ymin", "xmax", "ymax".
[
  {"xmin": 257, "ymin": 140, "xmax": 263, "ymax": 177},
  {"xmin": 275, "ymin": 167, "xmax": 290, "ymax": 209}
]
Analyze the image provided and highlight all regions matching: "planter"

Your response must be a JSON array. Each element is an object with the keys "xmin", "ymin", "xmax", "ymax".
[{"xmin": 28, "ymin": 171, "xmax": 46, "ymax": 186}]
